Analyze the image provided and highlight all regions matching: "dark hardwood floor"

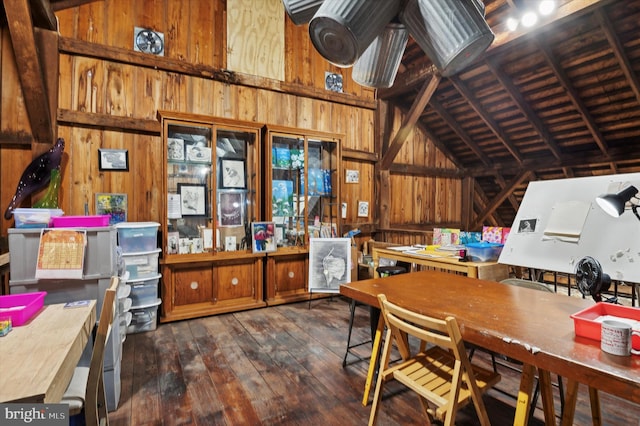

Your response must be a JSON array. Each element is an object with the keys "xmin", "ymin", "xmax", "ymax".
[{"xmin": 109, "ymin": 297, "xmax": 640, "ymax": 425}]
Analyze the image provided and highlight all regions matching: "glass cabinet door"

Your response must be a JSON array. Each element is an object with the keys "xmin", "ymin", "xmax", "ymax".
[
  {"xmin": 267, "ymin": 128, "xmax": 341, "ymax": 249},
  {"xmin": 160, "ymin": 112, "xmax": 260, "ymax": 258},
  {"xmin": 165, "ymin": 122, "xmax": 214, "ymax": 255}
]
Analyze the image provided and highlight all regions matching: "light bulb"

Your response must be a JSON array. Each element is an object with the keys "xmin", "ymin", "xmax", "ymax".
[
  {"xmin": 539, "ymin": 0, "xmax": 556, "ymax": 16},
  {"xmin": 506, "ymin": 17, "xmax": 519, "ymax": 31},
  {"xmin": 521, "ymin": 11, "xmax": 538, "ymax": 27}
]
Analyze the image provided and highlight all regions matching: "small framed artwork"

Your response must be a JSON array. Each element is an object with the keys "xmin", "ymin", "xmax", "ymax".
[
  {"xmin": 186, "ymin": 145, "xmax": 211, "ymax": 163},
  {"xmin": 221, "ymin": 159, "xmax": 246, "ymax": 189},
  {"xmin": 177, "ymin": 183, "xmax": 207, "ymax": 216},
  {"xmin": 168, "ymin": 138, "xmax": 185, "ymax": 161},
  {"xmin": 218, "ymin": 191, "xmax": 244, "ymax": 227},
  {"xmin": 308, "ymin": 237, "xmax": 351, "ymax": 293},
  {"xmin": 358, "ymin": 201, "xmax": 369, "ymax": 217},
  {"xmin": 98, "ymin": 149, "xmax": 129, "ymax": 171},
  {"xmin": 251, "ymin": 221, "xmax": 277, "ymax": 253},
  {"xmin": 95, "ymin": 193, "xmax": 128, "ymax": 225},
  {"xmin": 345, "ymin": 169, "xmax": 359, "ymax": 183}
]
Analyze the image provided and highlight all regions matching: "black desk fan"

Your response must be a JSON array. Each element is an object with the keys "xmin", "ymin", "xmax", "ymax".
[{"xmin": 575, "ymin": 256, "xmax": 613, "ymax": 303}]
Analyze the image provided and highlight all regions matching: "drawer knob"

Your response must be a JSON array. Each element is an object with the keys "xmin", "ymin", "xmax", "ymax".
[
  {"xmin": 288, "ymin": 271, "xmax": 295, "ymax": 278},
  {"xmin": 231, "ymin": 277, "xmax": 238, "ymax": 285},
  {"xmin": 190, "ymin": 281, "xmax": 199, "ymax": 290}
]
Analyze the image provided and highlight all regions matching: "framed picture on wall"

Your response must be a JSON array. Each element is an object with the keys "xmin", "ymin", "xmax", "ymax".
[
  {"xmin": 177, "ymin": 183, "xmax": 207, "ymax": 216},
  {"xmin": 98, "ymin": 149, "xmax": 129, "ymax": 171}
]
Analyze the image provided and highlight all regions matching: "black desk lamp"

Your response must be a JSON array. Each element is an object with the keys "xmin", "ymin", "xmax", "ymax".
[{"xmin": 595, "ymin": 184, "xmax": 640, "ymax": 221}]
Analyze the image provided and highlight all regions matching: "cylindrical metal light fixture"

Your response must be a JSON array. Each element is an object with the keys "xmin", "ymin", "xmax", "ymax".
[
  {"xmin": 309, "ymin": 0, "xmax": 402, "ymax": 67},
  {"xmin": 399, "ymin": 0, "xmax": 494, "ymax": 77},
  {"xmin": 352, "ymin": 22, "xmax": 408, "ymax": 88},
  {"xmin": 282, "ymin": 0, "xmax": 324, "ymax": 26}
]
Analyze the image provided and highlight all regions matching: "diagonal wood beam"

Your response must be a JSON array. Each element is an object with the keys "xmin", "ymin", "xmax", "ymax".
[
  {"xmin": 380, "ymin": 73, "xmax": 441, "ymax": 170},
  {"xmin": 449, "ymin": 75, "xmax": 523, "ymax": 164},
  {"xmin": 495, "ymin": 174, "xmax": 521, "ymax": 212},
  {"xmin": 537, "ymin": 40, "xmax": 609, "ymax": 156},
  {"xmin": 430, "ymin": 98, "xmax": 492, "ymax": 167},
  {"xmin": 471, "ymin": 170, "xmax": 533, "ymax": 229},
  {"xmin": 28, "ymin": 0, "xmax": 57, "ymax": 30},
  {"xmin": 595, "ymin": 8, "xmax": 640, "ymax": 108},
  {"xmin": 485, "ymin": 57, "xmax": 563, "ymax": 161},
  {"xmin": 5, "ymin": 0, "xmax": 53, "ymax": 145}
]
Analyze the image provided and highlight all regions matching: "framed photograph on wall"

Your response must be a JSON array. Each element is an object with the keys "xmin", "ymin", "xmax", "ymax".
[
  {"xmin": 177, "ymin": 183, "xmax": 207, "ymax": 216},
  {"xmin": 221, "ymin": 159, "xmax": 246, "ymax": 189},
  {"xmin": 95, "ymin": 193, "xmax": 128, "ymax": 225},
  {"xmin": 98, "ymin": 149, "xmax": 129, "ymax": 171},
  {"xmin": 218, "ymin": 191, "xmax": 244, "ymax": 227},
  {"xmin": 251, "ymin": 221, "xmax": 276, "ymax": 253},
  {"xmin": 308, "ymin": 237, "xmax": 351, "ymax": 293}
]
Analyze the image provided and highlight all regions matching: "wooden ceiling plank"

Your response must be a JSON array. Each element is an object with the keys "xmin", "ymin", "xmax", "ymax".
[
  {"xmin": 449, "ymin": 75, "xmax": 523, "ymax": 164},
  {"xmin": 537, "ymin": 40, "xmax": 609, "ymax": 156},
  {"xmin": 485, "ymin": 57, "xmax": 563, "ymax": 161},
  {"xmin": 595, "ymin": 9, "xmax": 640, "ymax": 108},
  {"xmin": 5, "ymin": 0, "xmax": 53, "ymax": 145},
  {"xmin": 380, "ymin": 73, "xmax": 441, "ymax": 170},
  {"xmin": 471, "ymin": 170, "xmax": 533, "ymax": 229},
  {"xmin": 420, "ymin": 124, "xmax": 466, "ymax": 170},
  {"xmin": 430, "ymin": 97, "xmax": 492, "ymax": 167}
]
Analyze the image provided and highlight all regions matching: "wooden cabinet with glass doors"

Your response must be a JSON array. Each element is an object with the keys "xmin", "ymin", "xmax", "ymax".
[
  {"xmin": 264, "ymin": 126, "xmax": 342, "ymax": 305},
  {"xmin": 157, "ymin": 111, "xmax": 265, "ymax": 322}
]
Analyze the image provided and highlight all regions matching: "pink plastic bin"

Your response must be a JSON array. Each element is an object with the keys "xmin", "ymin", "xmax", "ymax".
[
  {"xmin": 0, "ymin": 292, "xmax": 47, "ymax": 326},
  {"xmin": 52, "ymin": 215, "xmax": 110, "ymax": 228},
  {"xmin": 571, "ymin": 302, "xmax": 640, "ymax": 350}
]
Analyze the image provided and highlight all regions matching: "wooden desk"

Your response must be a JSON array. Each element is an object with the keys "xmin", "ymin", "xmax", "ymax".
[
  {"xmin": 372, "ymin": 247, "xmax": 509, "ymax": 281},
  {"xmin": 340, "ymin": 271, "xmax": 640, "ymax": 425},
  {"xmin": 0, "ymin": 300, "xmax": 97, "ymax": 403}
]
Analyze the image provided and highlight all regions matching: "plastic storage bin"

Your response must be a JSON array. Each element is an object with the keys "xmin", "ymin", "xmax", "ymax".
[
  {"xmin": 465, "ymin": 242, "xmax": 504, "ymax": 262},
  {"xmin": 127, "ymin": 274, "xmax": 161, "ymax": 307},
  {"xmin": 122, "ymin": 249, "xmax": 161, "ymax": 279},
  {"xmin": 12, "ymin": 208, "xmax": 64, "ymax": 228},
  {"xmin": 0, "ymin": 291, "xmax": 46, "ymax": 326},
  {"xmin": 52, "ymin": 215, "xmax": 110, "ymax": 228},
  {"xmin": 115, "ymin": 222, "xmax": 159, "ymax": 253},
  {"xmin": 127, "ymin": 299, "xmax": 161, "ymax": 334}
]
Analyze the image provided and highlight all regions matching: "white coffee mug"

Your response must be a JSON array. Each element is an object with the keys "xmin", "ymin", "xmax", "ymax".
[{"xmin": 601, "ymin": 319, "xmax": 640, "ymax": 356}]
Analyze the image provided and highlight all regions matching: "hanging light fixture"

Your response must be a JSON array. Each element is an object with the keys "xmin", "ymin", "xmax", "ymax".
[
  {"xmin": 282, "ymin": 0, "xmax": 324, "ymax": 26},
  {"xmin": 351, "ymin": 22, "xmax": 408, "ymax": 88},
  {"xmin": 308, "ymin": 0, "xmax": 402, "ymax": 67},
  {"xmin": 399, "ymin": 0, "xmax": 494, "ymax": 77}
]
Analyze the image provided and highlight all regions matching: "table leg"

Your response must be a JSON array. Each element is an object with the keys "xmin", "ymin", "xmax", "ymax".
[
  {"xmin": 588, "ymin": 387, "xmax": 602, "ymax": 426},
  {"xmin": 362, "ymin": 312, "xmax": 385, "ymax": 406},
  {"xmin": 560, "ymin": 379, "xmax": 579, "ymax": 426},
  {"xmin": 514, "ymin": 363, "xmax": 536, "ymax": 426},
  {"xmin": 537, "ymin": 369, "xmax": 556, "ymax": 425}
]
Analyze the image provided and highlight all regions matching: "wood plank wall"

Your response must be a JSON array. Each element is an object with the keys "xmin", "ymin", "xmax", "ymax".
[{"xmin": 0, "ymin": 0, "xmax": 462, "ymax": 250}]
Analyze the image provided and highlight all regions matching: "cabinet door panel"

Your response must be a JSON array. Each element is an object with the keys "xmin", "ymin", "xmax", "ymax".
[
  {"xmin": 174, "ymin": 264, "xmax": 213, "ymax": 306},
  {"xmin": 215, "ymin": 262, "xmax": 255, "ymax": 302},
  {"xmin": 274, "ymin": 258, "xmax": 306, "ymax": 293}
]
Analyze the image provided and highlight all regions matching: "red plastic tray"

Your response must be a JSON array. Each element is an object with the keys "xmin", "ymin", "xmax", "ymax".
[
  {"xmin": 0, "ymin": 292, "xmax": 47, "ymax": 326},
  {"xmin": 571, "ymin": 302, "xmax": 640, "ymax": 349},
  {"xmin": 51, "ymin": 215, "xmax": 110, "ymax": 227}
]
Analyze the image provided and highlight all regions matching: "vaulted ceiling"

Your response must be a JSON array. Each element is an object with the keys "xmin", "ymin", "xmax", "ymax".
[
  {"xmin": 382, "ymin": 0, "xmax": 640, "ymax": 226},
  {"xmin": 4, "ymin": 0, "xmax": 639, "ymax": 228}
]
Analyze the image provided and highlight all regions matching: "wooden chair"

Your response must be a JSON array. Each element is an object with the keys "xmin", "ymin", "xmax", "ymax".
[
  {"xmin": 62, "ymin": 276, "xmax": 119, "ymax": 426},
  {"xmin": 369, "ymin": 294, "xmax": 501, "ymax": 426}
]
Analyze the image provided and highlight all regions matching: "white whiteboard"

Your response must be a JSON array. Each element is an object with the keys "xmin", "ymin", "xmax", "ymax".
[{"xmin": 498, "ymin": 173, "xmax": 640, "ymax": 283}]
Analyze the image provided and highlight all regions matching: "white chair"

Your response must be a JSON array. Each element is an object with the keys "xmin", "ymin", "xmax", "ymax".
[{"xmin": 62, "ymin": 276, "xmax": 119, "ymax": 426}]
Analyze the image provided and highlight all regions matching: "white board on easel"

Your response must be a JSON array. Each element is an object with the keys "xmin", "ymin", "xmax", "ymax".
[{"xmin": 498, "ymin": 173, "xmax": 640, "ymax": 284}]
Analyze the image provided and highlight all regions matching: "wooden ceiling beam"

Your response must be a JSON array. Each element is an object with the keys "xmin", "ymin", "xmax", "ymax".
[
  {"xmin": 27, "ymin": 0, "xmax": 57, "ymax": 30},
  {"xmin": 419, "ymin": 124, "xmax": 465, "ymax": 170},
  {"xmin": 537, "ymin": 40, "xmax": 609, "ymax": 156},
  {"xmin": 380, "ymin": 73, "xmax": 441, "ymax": 170},
  {"xmin": 495, "ymin": 174, "xmax": 520, "ymax": 212},
  {"xmin": 485, "ymin": 57, "xmax": 563, "ymax": 161},
  {"xmin": 595, "ymin": 8, "xmax": 640, "ymax": 108},
  {"xmin": 471, "ymin": 170, "xmax": 533, "ymax": 229},
  {"xmin": 429, "ymin": 98, "xmax": 492, "ymax": 167},
  {"xmin": 449, "ymin": 75, "xmax": 523, "ymax": 164},
  {"xmin": 50, "ymin": 0, "xmax": 103, "ymax": 12},
  {"xmin": 5, "ymin": 0, "xmax": 54, "ymax": 145}
]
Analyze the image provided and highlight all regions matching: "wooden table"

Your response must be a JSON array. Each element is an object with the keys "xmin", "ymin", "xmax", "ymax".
[
  {"xmin": 372, "ymin": 247, "xmax": 509, "ymax": 281},
  {"xmin": 340, "ymin": 270, "xmax": 640, "ymax": 426},
  {"xmin": 0, "ymin": 300, "xmax": 97, "ymax": 403}
]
